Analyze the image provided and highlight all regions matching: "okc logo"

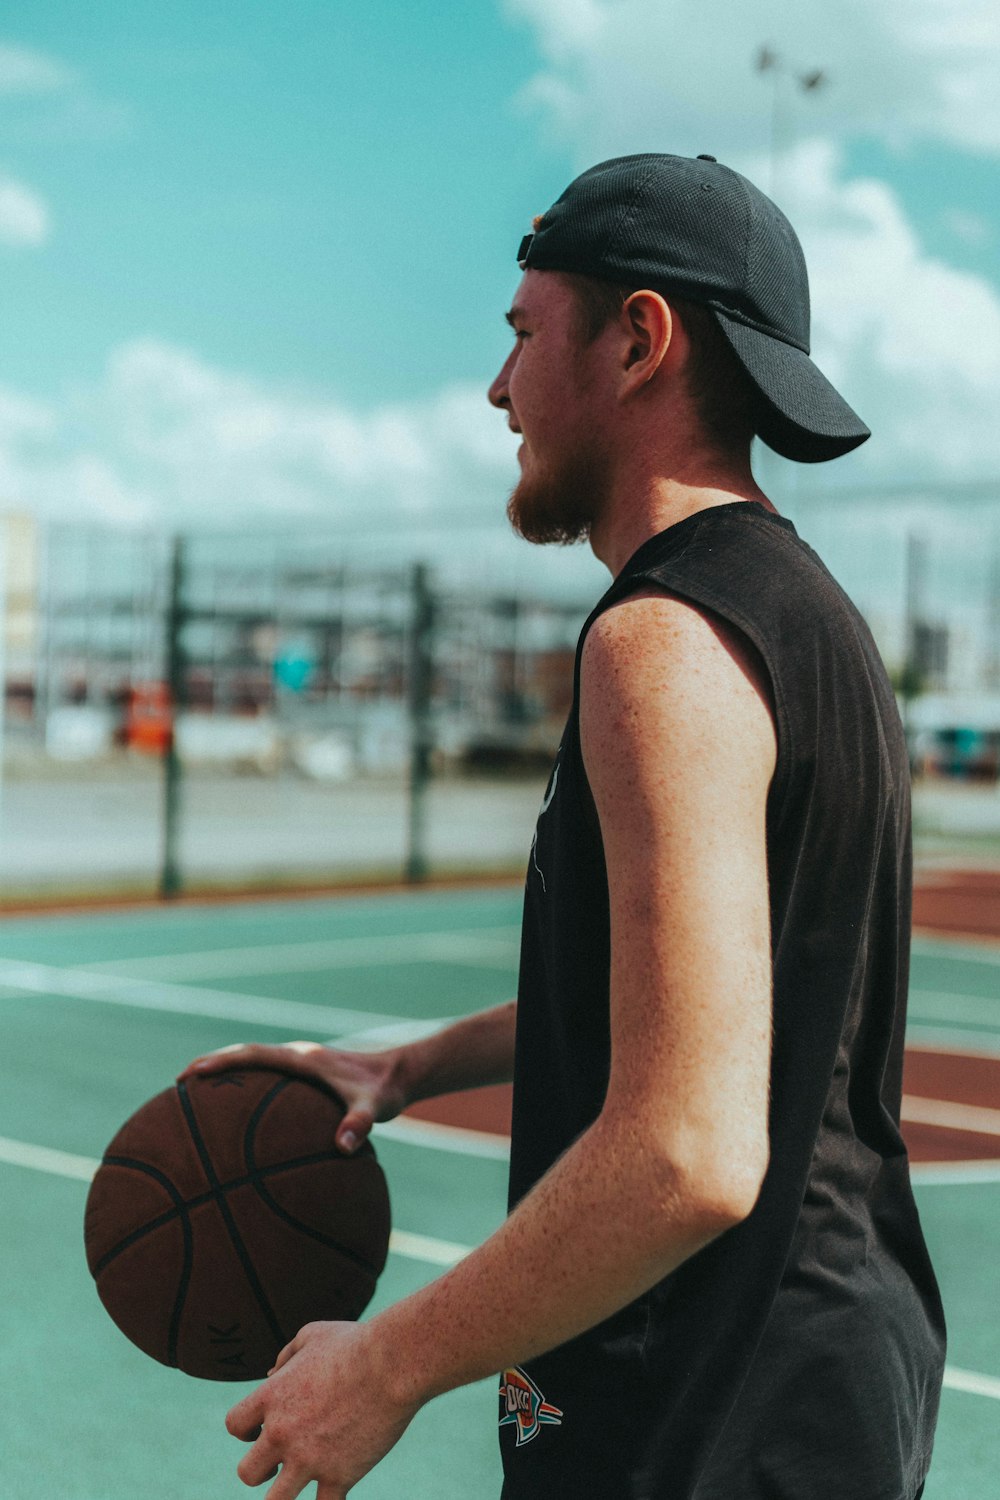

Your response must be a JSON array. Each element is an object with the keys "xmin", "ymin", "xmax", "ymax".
[{"xmin": 498, "ymin": 1367, "xmax": 563, "ymax": 1446}]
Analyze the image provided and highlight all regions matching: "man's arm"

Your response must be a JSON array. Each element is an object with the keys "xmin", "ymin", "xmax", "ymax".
[
  {"xmin": 226, "ymin": 591, "xmax": 777, "ymax": 1498},
  {"xmin": 400, "ymin": 999, "xmax": 517, "ymax": 1100}
]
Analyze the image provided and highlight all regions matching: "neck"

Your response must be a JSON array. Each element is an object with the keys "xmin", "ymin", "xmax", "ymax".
[{"xmin": 587, "ymin": 445, "xmax": 777, "ymax": 577}]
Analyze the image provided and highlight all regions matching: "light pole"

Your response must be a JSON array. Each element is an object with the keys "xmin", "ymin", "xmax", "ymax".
[
  {"xmin": 755, "ymin": 47, "xmax": 827, "ymax": 202},
  {"xmin": 753, "ymin": 48, "xmax": 828, "ymax": 516}
]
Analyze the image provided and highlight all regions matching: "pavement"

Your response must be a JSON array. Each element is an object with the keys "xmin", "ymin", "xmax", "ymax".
[
  {"xmin": 0, "ymin": 759, "xmax": 997, "ymax": 900},
  {"xmin": 0, "ymin": 764, "xmax": 548, "ymax": 895}
]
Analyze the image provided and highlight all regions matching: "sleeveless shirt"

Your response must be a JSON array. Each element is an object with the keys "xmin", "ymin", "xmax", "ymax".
[{"xmin": 499, "ymin": 501, "xmax": 945, "ymax": 1500}]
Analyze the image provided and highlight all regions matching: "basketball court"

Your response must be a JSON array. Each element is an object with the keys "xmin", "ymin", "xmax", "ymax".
[{"xmin": 0, "ymin": 881, "xmax": 997, "ymax": 1498}]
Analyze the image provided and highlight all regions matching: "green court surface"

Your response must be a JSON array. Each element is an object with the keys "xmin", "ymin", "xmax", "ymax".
[{"xmin": 0, "ymin": 888, "xmax": 997, "ymax": 1499}]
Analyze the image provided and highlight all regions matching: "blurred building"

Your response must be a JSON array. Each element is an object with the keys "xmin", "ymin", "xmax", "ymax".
[
  {"xmin": 1, "ymin": 521, "xmax": 582, "ymax": 772},
  {"xmin": 2, "ymin": 513, "xmax": 41, "ymax": 724},
  {"xmin": 3, "ymin": 509, "xmax": 1000, "ymax": 782}
]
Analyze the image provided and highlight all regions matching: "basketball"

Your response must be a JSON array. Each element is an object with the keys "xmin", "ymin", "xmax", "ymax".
[{"xmin": 84, "ymin": 1068, "xmax": 391, "ymax": 1381}]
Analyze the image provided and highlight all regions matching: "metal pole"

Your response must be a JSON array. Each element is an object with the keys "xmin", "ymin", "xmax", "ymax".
[
  {"xmin": 986, "ymin": 538, "xmax": 1000, "ymax": 692},
  {"xmin": 0, "ymin": 516, "xmax": 7, "ymax": 877},
  {"xmin": 901, "ymin": 529, "xmax": 926, "ymax": 746},
  {"xmin": 754, "ymin": 48, "xmax": 827, "ymax": 509},
  {"xmin": 160, "ymin": 535, "xmax": 187, "ymax": 900},
  {"xmin": 756, "ymin": 48, "xmax": 827, "ymax": 203},
  {"xmin": 405, "ymin": 562, "xmax": 435, "ymax": 884}
]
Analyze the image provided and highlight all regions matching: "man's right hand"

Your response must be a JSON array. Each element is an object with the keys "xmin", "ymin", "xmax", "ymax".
[{"xmin": 176, "ymin": 1041, "xmax": 409, "ymax": 1156}]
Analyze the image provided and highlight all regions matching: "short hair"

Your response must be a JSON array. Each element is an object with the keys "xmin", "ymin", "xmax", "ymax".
[{"xmin": 563, "ymin": 273, "xmax": 759, "ymax": 458}]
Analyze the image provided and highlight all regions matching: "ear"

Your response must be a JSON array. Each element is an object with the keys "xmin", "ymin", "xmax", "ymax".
[{"xmin": 618, "ymin": 291, "xmax": 686, "ymax": 398}]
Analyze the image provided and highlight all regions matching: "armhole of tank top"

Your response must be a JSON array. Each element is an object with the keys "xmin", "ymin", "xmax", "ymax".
[
  {"xmin": 569, "ymin": 526, "xmax": 701, "ymax": 706},
  {"xmin": 571, "ymin": 564, "xmax": 794, "ymax": 815}
]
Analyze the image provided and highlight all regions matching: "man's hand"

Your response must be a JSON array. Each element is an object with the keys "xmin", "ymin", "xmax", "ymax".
[
  {"xmin": 176, "ymin": 1000, "xmax": 518, "ymax": 1157},
  {"xmin": 176, "ymin": 1042, "xmax": 408, "ymax": 1156},
  {"xmin": 226, "ymin": 1320, "xmax": 420, "ymax": 1499}
]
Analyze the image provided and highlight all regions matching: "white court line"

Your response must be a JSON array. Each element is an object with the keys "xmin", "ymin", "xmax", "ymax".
[
  {"xmin": 82, "ymin": 928, "xmax": 520, "ymax": 982},
  {"xmin": 3, "ymin": 1134, "xmax": 996, "ymax": 1399},
  {"xmin": 374, "ymin": 1117, "xmax": 510, "ymax": 1160},
  {"xmin": 943, "ymin": 1365, "xmax": 1000, "ymax": 1401},
  {"xmin": 0, "ymin": 957, "xmax": 411, "ymax": 1038},
  {"xmin": 912, "ymin": 1160, "xmax": 1000, "ymax": 1185},
  {"xmin": 388, "ymin": 1229, "xmax": 471, "ymax": 1266},
  {"xmin": 0, "ymin": 1135, "xmax": 99, "ymax": 1182},
  {"xmin": 0, "ymin": 1134, "xmax": 473, "ymax": 1268},
  {"xmin": 901, "ymin": 1095, "xmax": 1000, "ymax": 1137},
  {"xmin": 332, "ymin": 1019, "xmax": 452, "ymax": 1051}
]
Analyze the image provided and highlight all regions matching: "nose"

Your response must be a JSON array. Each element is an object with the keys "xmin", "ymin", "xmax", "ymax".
[{"xmin": 488, "ymin": 349, "xmax": 515, "ymax": 411}]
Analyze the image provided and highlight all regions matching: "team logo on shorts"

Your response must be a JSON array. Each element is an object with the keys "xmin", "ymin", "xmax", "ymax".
[{"xmin": 499, "ymin": 1366, "xmax": 563, "ymax": 1446}]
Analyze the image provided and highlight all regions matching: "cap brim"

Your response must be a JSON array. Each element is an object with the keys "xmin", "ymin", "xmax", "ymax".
[{"xmin": 714, "ymin": 313, "xmax": 870, "ymax": 464}]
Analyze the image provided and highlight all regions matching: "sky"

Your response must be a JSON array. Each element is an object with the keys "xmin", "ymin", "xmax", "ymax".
[{"xmin": 0, "ymin": 0, "xmax": 998, "ymax": 595}]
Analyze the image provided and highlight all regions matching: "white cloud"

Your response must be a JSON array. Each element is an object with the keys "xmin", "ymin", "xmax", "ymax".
[
  {"xmin": 0, "ymin": 37, "xmax": 125, "ymax": 143},
  {"xmin": 0, "ymin": 345, "xmax": 627, "ymax": 605},
  {"xmin": 0, "ymin": 341, "xmax": 612, "ymax": 592},
  {"xmin": 0, "ymin": 41, "xmax": 73, "ymax": 95},
  {"xmin": 0, "ymin": 339, "xmax": 519, "ymax": 531},
  {"xmin": 0, "ymin": 173, "xmax": 50, "ymax": 246},
  {"xmin": 505, "ymin": 0, "xmax": 1000, "ymax": 157},
  {"xmin": 781, "ymin": 140, "xmax": 1000, "ymax": 478}
]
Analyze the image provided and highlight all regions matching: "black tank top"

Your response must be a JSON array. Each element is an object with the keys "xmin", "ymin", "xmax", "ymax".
[{"xmin": 500, "ymin": 501, "xmax": 945, "ymax": 1500}]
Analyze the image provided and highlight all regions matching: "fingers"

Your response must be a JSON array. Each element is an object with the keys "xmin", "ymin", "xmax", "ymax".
[
  {"xmin": 263, "ymin": 1466, "xmax": 313, "ymax": 1500},
  {"xmin": 177, "ymin": 1041, "xmax": 325, "ymax": 1083},
  {"xmin": 236, "ymin": 1435, "xmax": 282, "ymax": 1488},
  {"xmin": 227, "ymin": 1388, "xmax": 266, "ymax": 1443},
  {"xmin": 177, "ymin": 1045, "xmax": 388, "ymax": 1159},
  {"xmin": 336, "ymin": 1104, "xmax": 375, "ymax": 1155},
  {"xmin": 240, "ymin": 1451, "xmax": 345, "ymax": 1500},
  {"xmin": 269, "ymin": 1329, "xmax": 305, "ymax": 1375}
]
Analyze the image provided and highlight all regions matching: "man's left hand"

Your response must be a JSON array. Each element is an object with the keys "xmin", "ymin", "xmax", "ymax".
[{"xmin": 226, "ymin": 1320, "xmax": 420, "ymax": 1499}]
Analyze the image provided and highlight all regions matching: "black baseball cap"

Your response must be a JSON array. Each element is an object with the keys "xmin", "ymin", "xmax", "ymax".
[{"xmin": 516, "ymin": 152, "xmax": 869, "ymax": 464}]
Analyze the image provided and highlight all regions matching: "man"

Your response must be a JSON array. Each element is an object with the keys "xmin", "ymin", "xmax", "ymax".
[{"xmin": 182, "ymin": 153, "xmax": 945, "ymax": 1499}]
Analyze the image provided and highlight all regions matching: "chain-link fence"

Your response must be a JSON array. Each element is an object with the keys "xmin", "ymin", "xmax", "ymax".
[
  {"xmin": 0, "ymin": 522, "xmax": 590, "ymax": 898},
  {"xmin": 3, "ymin": 499, "xmax": 1000, "ymax": 899}
]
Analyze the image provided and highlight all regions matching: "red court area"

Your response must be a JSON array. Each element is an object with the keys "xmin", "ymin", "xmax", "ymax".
[
  {"xmin": 406, "ymin": 868, "xmax": 1000, "ymax": 1169},
  {"xmin": 913, "ymin": 867, "xmax": 1000, "ymax": 942}
]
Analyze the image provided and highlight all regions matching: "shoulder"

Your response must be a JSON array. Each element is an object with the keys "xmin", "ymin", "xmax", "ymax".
[{"xmin": 580, "ymin": 587, "xmax": 777, "ymax": 789}]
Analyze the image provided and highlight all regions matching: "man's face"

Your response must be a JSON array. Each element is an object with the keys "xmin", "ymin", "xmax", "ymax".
[{"xmin": 488, "ymin": 271, "xmax": 613, "ymax": 546}]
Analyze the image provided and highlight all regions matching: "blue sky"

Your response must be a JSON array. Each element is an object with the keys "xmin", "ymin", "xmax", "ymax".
[
  {"xmin": 0, "ymin": 0, "xmax": 998, "ymax": 579},
  {"xmin": 1, "ymin": 0, "xmax": 556, "ymax": 402}
]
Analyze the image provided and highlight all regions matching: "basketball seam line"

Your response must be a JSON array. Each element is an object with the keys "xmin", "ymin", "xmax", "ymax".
[
  {"xmin": 88, "ymin": 1154, "xmax": 193, "ymax": 1367},
  {"xmin": 176, "ymin": 1080, "xmax": 286, "ymax": 1351},
  {"xmin": 244, "ymin": 1078, "xmax": 384, "ymax": 1281},
  {"xmin": 244, "ymin": 1173, "xmax": 381, "ymax": 1281},
  {"xmin": 90, "ymin": 1148, "xmax": 366, "ymax": 1275}
]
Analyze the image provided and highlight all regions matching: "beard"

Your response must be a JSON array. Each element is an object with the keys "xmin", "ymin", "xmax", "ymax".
[{"xmin": 505, "ymin": 442, "xmax": 610, "ymax": 546}]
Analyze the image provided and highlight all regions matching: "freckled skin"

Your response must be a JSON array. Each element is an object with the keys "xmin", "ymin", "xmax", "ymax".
[{"xmin": 185, "ymin": 268, "xmax": 780, "ymax": 1500}]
